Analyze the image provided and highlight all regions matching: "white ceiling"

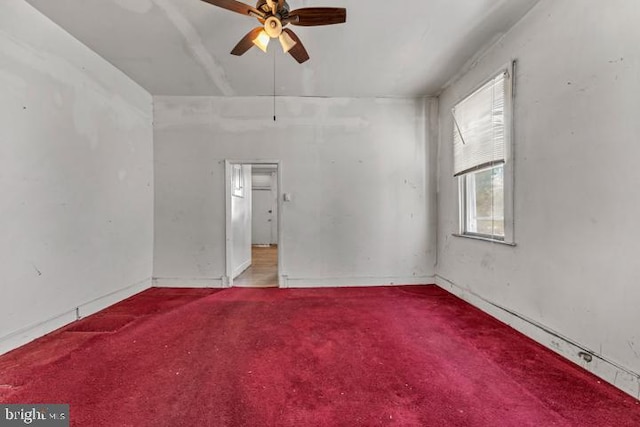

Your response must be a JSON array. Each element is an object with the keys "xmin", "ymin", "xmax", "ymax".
[{"xmin": 25, "ymin": 0, "xmax": 540, "ymax": 97}]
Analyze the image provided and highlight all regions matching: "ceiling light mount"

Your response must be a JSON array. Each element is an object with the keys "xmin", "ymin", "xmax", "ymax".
[{"xmin": 264, "ymin": 16, "xmax": 282, "ymax": 38}]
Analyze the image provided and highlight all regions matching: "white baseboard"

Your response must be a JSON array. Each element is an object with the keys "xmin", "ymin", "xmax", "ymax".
[
  {"xmin": 152, "ymin": 277, "xmax": 225, "ymax": 288},
  {"xmin": 78, "ymin": 277, "xmax": 151, "ymax": 318},
  {"xmin": 232, "ymin": 259, "xmax": 251, "ymax": 279},
  {"xmin": 0, "ymin": 277, "xmax": 152, "ymax": 356},
  {"xmin": 436, "ymin": 275, "xmax": 640, "ymax": 400},
  {"xmin": 284, "ymin": 275, "xmax": 435, "ymax": 289}
]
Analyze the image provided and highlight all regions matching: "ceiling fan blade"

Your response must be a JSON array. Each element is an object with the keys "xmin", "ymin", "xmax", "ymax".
[
  {"xmin": 200, "ymin": 0, "xmax": 265, "ymax": 19},
  {"xmin": 288, "ymin": 7, "xmax": 346, "ymax": 26},
  {"xmin": 230, "ymin": 27, "xmax": 264, "ymax": 56},
  {"xmin": 283, "ymin": 29, "xmax": 310, "ymax": 64}
]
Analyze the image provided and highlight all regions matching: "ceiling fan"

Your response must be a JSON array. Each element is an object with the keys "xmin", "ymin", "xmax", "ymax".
[{"xmin": 200, "ymin": 0, "xmax": 347, "ymax": 64}]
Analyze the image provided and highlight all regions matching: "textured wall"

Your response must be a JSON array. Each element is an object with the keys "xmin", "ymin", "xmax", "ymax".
[
  {"xmin": 436, "ymin": 0, "xmax": 640, "ymax": 397},
  {"xmin": 153, "ymin": 96, "xmax": 437, "ymax": 287},
  {"xmin": 0, "ymin": 1, "xmax": 153, "ymax": 352}
]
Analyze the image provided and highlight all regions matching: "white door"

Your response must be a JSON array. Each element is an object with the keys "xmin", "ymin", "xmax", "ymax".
[{"xmin": 252, "ymin": 189, "xmax": 274, "ymax": 245}]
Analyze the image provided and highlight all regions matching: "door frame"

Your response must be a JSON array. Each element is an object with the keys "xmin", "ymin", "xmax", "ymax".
[
  {"xmin": 269, "ymin": 169, "xmax": 278, "ymax": 244},
  {"xmin": 224, "ymin": 160, "xmax": 283, "ymax": 288}
]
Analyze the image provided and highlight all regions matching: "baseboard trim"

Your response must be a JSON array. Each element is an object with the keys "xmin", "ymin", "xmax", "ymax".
[
  {"xmin": 152, "ymin": 277, "xmax": 225, "ymax": 288},
  {"xmin": 0, "ymin": 277, "xmax": 152, "ymax": 356},
  {"xmin": 435, "ymin": 274, "xmax": 640, "ymax": 400},
  {"xmin": 232, "ymin": 259, "xmax": 251, "ymax": 279},
  {"xmin": 284, "ymin": 275, "xmax": 435, "ymax": 289},
  {"xmin": 78, "ymin": 277, "xmax": 151, "ymax": 319}
]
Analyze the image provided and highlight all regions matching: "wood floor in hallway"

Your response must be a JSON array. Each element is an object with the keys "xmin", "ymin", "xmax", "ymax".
[{"xmin": 234, "ymin": 245, "xmax": 278, "ymax": 288}]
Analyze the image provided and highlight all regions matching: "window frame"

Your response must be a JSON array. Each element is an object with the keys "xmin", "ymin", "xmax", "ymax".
[{"xmin": 454, "ymin": 62, "xmax": 516, "ymax": 245}]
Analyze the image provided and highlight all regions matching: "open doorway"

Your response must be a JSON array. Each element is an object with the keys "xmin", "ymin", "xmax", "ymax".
[{"xmin": 225, "ymin": 161, "xmax": 281, "ymax": 288}]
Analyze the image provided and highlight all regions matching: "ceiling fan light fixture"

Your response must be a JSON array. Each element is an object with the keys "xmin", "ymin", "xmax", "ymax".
[
  {"xmin": 278, "ymin": 32, "xmax": 297, "ymax": 53},
  {"xmin": 252, "ymin": 30, "xmax": 270, "ymax": 52},
  {"xmin": 201, "ymin": 0, "xmax": 346, "ymax": 63}
]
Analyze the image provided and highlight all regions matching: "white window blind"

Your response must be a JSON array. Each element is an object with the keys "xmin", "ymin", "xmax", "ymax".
[{"xmin": 452, "ymin": 71, "xmax": 509, "ymax": 176}]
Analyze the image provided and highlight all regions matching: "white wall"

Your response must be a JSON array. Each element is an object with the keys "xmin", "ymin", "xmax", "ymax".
[
  {"xmin": 436, "ymin": 0, "xmax": 640, "ymax": 397},
  {"xmin": 154, "ymin": 96, "xmax": 436, "ymax": 287},
  {"xmin": 231, "ymin": 164, "xmax": 252, "ymax": 278},
  {"xmin": 0, "ymin": 1, "xmax": 153, "ymax": 353}
]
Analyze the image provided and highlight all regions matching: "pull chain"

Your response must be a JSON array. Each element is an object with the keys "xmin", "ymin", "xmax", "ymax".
[{"xmin": 273, "ymin": 46, "xmax": 276, "ymax": 121}]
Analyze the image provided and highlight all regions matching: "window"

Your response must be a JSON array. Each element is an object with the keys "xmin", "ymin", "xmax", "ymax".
[{"xmin": 453, "ymin": 66, "xmax": 514, "ymax": 243}]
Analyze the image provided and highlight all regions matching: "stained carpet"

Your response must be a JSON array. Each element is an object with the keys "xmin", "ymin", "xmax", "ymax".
[{"xmin": 0, "ymin": 286, "xmax": 639, "ymax": 426}]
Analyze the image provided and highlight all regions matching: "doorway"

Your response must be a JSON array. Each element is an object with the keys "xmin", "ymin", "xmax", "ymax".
[{"xmin": 225, "ymin": 161, "xmax": 282, "ymax": 288}]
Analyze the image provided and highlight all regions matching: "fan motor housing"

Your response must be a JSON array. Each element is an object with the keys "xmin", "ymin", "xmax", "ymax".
[{"xmin": 256, "ymin": 0, "xmax": 290, "ymax": 16}]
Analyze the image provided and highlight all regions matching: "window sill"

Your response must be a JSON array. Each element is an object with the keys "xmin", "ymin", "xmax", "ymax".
[{"xmin": 452, "ymin": 233, "xmax": 516, "ymax": 247}]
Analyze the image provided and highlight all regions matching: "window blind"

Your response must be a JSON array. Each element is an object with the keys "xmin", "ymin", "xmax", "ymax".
[{"xmin": 452, "ymin": 71, "xmax": 508, "ymax": 176}]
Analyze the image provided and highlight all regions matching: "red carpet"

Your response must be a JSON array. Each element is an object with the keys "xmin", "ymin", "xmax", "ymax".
[{"xmin": 1, "ymin": 286, "xmax": 638, "ymax": 426}]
